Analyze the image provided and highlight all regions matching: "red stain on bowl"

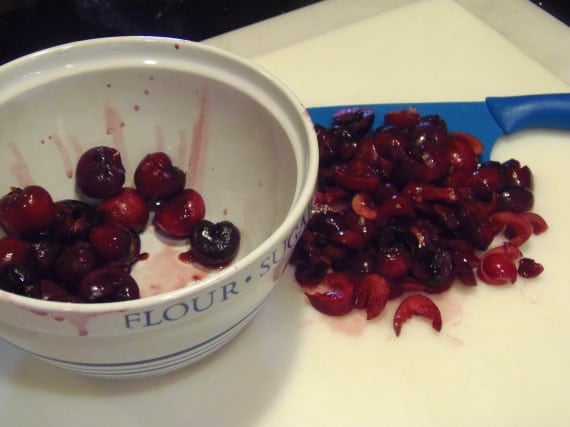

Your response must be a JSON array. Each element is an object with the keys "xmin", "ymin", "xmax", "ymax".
[
  {"xmin": 8, "ymin": 143, "xmax": 33, "ymax": 187},
  {"xmin": 50, "ymin": 134, "xmax": 74, "ymax": 178},
  {"xmin": 131, "ymin": 243, "xmax": 207, "ymax": 298},
  {"xmin": 104, "ymin": 106, "xmax": 128, "ymax": 167}
]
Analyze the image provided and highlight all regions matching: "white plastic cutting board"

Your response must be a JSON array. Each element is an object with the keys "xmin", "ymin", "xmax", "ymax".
[{"xmin": 1, "ymin": 1, "xmax": 569, "ymax": 426}]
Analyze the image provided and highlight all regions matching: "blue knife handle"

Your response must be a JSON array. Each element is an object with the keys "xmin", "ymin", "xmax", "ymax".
[{"xmin": 486, "ymin": 93, "xmax": 570, "ymax": 134}]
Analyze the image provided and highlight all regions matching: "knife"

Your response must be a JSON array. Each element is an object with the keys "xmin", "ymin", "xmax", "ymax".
[{"xmin": 307, "ymin": 93, "xmax": 570, "ymax": 161}]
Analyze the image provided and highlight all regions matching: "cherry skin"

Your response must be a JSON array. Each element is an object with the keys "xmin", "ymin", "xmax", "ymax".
[
  {"xmin": 0, "ymin": 236, "xmax": 31, "ymax": 267},
  {"xmin": 189, "ymin": 220, "xmax": 240, "ymax": 267},
  {"xmin": 0, "ymin": 263, "xmax": 41, "ymax": 298},
  {"xmin": 75, "ymin": 146, "xmax": 126, "ymax": 199},
  {"xmin": 0, "ymin": 185, "xmax": 56, "ymax": 238},
  {"xmin": 78, "ymin": 267, "xmax": 140, "ymax": 302},
  {"xmin": 393, "ymin": 294, "xmax": 443, "ymax": 336},
  {"xmin": 88, "ymin": 223, "xmax": 141, "ymax": 267},
  {"xmin": 134, "ymin": 152, "xmax": 186, "ymax": 203},
  {"xmin": 153, "ymin": 189, "xmax": 205, "ymax": 238},
  {"xmin": 29, "ymin": 239, "xmax": 63, "ymax": 278},
  {"xmin": 97, "ymin": 187, "xmax": 149, "ymax": 233},
  {"xmin": 54, "ymin": 241, "xmax": 100, "ymax": 288},
  {"xmin": 52, "ymin": 199, "xmax": 100, "ymax": 242}
]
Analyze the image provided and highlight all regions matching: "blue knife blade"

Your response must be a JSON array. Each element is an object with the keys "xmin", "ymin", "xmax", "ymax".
[{"xmin": 307, "ymin": 93, "xmax": 570, "ymax": 161}]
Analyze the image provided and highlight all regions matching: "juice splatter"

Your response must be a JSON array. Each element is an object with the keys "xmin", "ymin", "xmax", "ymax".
[
  {"xmin": 8, "ymin": 143, "xmax": 33, "ymax": 186},
  {"xmin": 187, "ymin": 90, "xmax": 209, "ymax": 188}
]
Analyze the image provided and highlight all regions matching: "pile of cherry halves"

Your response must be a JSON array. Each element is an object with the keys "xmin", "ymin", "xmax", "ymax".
[{"xmin": 290, "ymin": 107, "xmax": 547, "ymax": 336}]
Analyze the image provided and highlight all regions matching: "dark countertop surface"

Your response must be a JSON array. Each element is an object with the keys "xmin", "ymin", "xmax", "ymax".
[
  {"xmin": 0, "ymin": 0, "xmax": 324, "ymax": 64},
  {"xmin": 0, "ymin": 0, "xmax": 567, "ymax": 66}
]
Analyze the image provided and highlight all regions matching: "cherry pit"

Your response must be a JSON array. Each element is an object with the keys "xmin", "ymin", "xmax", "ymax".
[
  {"xmin": 0, "ymin": 147, "xmax": 240, "ymax": 303},
  {"xmin": 290, "ymin": 106, "xmax": 548, "ymax": 336}
]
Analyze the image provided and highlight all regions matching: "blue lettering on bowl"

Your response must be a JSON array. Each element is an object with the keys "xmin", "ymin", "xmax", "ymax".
[{"xmin": 123, "ymin": 204, "xmax": 311, "ymax": 330}]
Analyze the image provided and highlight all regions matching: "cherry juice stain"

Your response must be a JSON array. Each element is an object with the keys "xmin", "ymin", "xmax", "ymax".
[
  {"xmin": 51, "ymin": 134, "xmax": 74, "ymax": 178},
  {"xmin": 154, "ymin": 125, "xmax": 166, "ymax": 152},
  {"xmin": 177, "ymin": 130, "xmax": 189, "ymax": 169},
  {"xmin": 187, "ymin": 90, "xmax": 209, "ymax": 188},
  {"xmin": 104, "ymin": 106, "xmax": 129, "ymax": 169},
  {"xmin": 131, "ymin": 243, "xmax": 207, "ymax": 298},
  {"xmin": 8, "ymin": 143, "xmax": 33, "ymax": 187}
]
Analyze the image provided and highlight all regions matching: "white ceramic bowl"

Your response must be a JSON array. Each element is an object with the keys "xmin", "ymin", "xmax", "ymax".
[{"xmin": 0, "ymin": 36, "xmax": 318, "ymax": 379}]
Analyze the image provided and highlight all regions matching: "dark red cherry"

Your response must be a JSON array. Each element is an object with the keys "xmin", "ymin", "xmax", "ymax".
[
  {"xmin": 501, "ymin": 159, "xmax": 533, "ymax": 189},
  {"xmin": 0, "ymin": 236, "xmax": 31, "ymax": 266},
  {"xmin": 189, "ymin": 220, "xmax": 240, "ymax": 267},
  {"xmin": 0, "ymin": 263, "xmax": 41, "ymax": 298},
  {"xmin": 153, "ymin": 189, "xmax": 206, "ymax": 238},
  {"xmin": 75, "ymin": 146, "xmax": 126, "ymax": 199},
  {"xmin": 78, "ymin": 267, "xmax": 140, "ymax": 302},
  {"xmin": 88, "ymin": 223, "xmax": 140, "ymax": 267},
  {"xmin": 54, "ymin": 241, "xmax": 100, "ymax": 287},
  {"xmin": 0, "ymin": 185, "xmax": 56, "ymax": 238},
  {"xmin": 52, "ymin": 199, "xmax": 100, "ymax": 242},
  {"xmin": 331, "ymin": 107, "xmax": 375, "ymax": 138},
  {"xmin": 39, "ymin": 279, "xmax": 75, "ymax": 301},
  {"xmin": 97, "ymin": 187, "xmax": 149, "ymax": 233},
  {"xmin": 134, "ymin": 152, "xmax": 186, "ymax": 203},
  {"xmin": 29, "ymin": 239, "xmax": 63, "ymax": 278}
]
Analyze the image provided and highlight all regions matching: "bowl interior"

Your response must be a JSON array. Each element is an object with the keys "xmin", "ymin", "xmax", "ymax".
[{"xmin": 0, "ymin": 38, "xmax": 302, "ymax": 299}]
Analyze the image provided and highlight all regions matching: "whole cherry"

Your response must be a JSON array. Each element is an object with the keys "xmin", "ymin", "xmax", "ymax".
[
  {"xmin": 88, "ymin": 223, "xmax": 141, "ymax": 267},
  {"xmin": 0, "ymin": 185, "xmax": 56, "ymax": 238},
  {"xmin": 134, "ymin": 152, "xmax": 186, "ymax": 203},
  {"xmin": 0, "ymin": 263, "xmax": 41, "ymax": 298},
  {"xmin": 153, "ymin": 189, "xmax": 205, "ymax": 238},
  {"xmin": 189, "ymin": 220, "xmax": 240, "ymax": 267},
  {"xmin": 54, "ymin": 241, "xmax": 100, "ymax": 287},
  {"xmin": 78, "ymin": 267, "xmax": 140, "ymax": 302},
  {"xmin": 75, "ymin": 146, "xmax": 126, "ymax": 199},
  {"xmin": 97, "ymin": 187, "xmax": 149, "ymax": 233},
  {"xmin": 52, "ymin": 199, "xmax": 100, "ymax": 242},
  {"xmin": 0, "ymin": 236, "xmax": 31, "ymax": 267}
]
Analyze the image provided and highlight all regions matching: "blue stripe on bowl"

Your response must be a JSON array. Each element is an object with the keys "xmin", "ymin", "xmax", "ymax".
[{"xmin": 10, "ymin": 300, "xmax": 264, "ymax": 379}]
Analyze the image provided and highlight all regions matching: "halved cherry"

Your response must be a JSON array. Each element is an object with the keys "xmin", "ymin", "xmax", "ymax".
[
  {"xmin": 476, "ymin": 243, "xmax": 521, "ymax": 285},
  {"xmin": 351, "ymin": 193, "xmax": 377, "ymax": 220},
  {"xmin": 447, "ymin": 131, "xmax": 484, "ymax": 156},
  {"xmin": 332, "ymin": 161, "xmax": 379, "ymax": 192},
  {"xmin": 354, "ymin": 273, "xmax": 390, "ymax": 320},
  {"xmin": 332, "ymin": 107, "xmax": 375, "ymax": 138},
  {"xmin": 393, "ymin": 294, "xmax": 442, "ymax": 336},
  {"xmin": 522, "ymin": 212, "xmax": 548, "ymax": 235},
  {"xmin": 384, "ymin": 107, "xmax": 420, "ymax": 129},
  {"xmin": 489, "ymin": 212, "xmax": 533, "ymax": 247},
  {"xmin": 305, "ymin": 272, "xmax": 355, "ymax": 316},
  {"xmin": 329, "ymin": 229, "xmax": 366, "ymax": 250}
]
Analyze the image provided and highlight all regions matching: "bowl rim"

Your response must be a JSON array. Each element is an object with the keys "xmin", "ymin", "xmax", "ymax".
[{"xmin": 0, "ymin": 35, "xmax": 319, "ymax": 314}]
